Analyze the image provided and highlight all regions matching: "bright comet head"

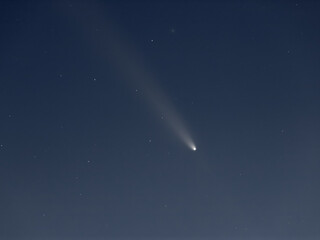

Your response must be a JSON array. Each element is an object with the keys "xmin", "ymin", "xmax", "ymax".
[{"xmin": 192, "ymin": 146, "xmax": 197, "ymax": 151}]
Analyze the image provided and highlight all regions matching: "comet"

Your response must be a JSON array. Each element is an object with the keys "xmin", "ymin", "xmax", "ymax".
[{"xmin": 65, "ymin": 2, "xmax": 197, "ymax": 151}]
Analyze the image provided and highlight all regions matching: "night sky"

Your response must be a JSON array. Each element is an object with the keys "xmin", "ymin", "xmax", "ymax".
[{"xmin": 1, "ymin": 1, "xmax": 320, "ymax": 239}]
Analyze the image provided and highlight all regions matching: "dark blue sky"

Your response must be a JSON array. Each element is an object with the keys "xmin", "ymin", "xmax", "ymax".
[{"xmin": 1, "ymin": 1, "xmax": 320, "ymax": 239}]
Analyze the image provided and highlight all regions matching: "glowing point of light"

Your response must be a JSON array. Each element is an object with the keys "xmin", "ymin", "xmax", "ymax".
[{"xmin": 192, "ymin": 146, "xmax": 197, "ymax": 151}]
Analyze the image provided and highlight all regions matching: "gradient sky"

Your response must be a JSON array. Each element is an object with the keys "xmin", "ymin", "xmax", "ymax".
[{"xmin": 1, "ymin": 1, "xmax": 320, "ymax": 239}]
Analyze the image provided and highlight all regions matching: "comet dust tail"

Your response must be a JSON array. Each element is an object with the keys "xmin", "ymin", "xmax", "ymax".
[{"xmin": 66, "ymin": 3, "xmax": 196, "ymax": 150}]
